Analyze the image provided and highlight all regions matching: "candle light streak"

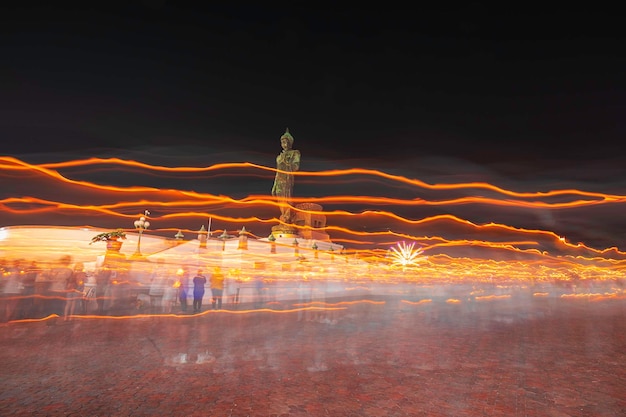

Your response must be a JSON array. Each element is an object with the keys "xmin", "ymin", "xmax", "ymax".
[{"xmin": 1, "ymin": 154, "xmax": 625, "ymax": 295}]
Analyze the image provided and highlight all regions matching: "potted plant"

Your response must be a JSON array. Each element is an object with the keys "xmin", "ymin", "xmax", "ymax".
[{"xmin": 90, "ymin": 229, "xmax": 127, "ymax": 252}]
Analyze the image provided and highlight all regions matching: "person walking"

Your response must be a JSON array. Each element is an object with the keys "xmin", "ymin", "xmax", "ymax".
[
  {"xmin": 2, "ymin": 259, "xmax": 23, "ymax": 322},
  {"xmin": 20, "ymin": 260, "xmax": 40, "ymax": 319},
  {"xmin": 210, "ymin": 266, "xmax": 225, "ymax": 310},
  {"xmin": 49, "ymin": 255, "xmax": 73, "ymax": 316},
  {"xmin": 63, "ymin": 262, "xmax": 85, "ymax": 321},
  {"xmin": 149, "ymin": 259, "xmax": 167, "ymax": 314},
  {"xmin": 94, "ymin": 266, "xmax": 111, "ymax": 315},
  {"xmin": 192, "ymin": 269, "xmax": 207, "ymax": 313},
  {"xmin": 177, "ymin": 267, "xmax": 190, "ymax": 313},
  {"xmin": 297, "ymin": 274, "xmax": 312, "ymax": 322}
]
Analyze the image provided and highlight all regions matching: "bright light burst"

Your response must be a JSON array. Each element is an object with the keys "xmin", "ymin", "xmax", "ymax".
[{"xmin": 389, "ymin": 241, "xmax": 425, "ymax": 267}]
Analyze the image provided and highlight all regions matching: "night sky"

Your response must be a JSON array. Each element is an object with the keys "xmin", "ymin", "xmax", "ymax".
[
  {"xmin": 2, "ymin": 3, "xmax": 625, "ymax": 253},
  {"xmin": 3, "ymin": 4, "xmax": 624, "ymax": 164}
]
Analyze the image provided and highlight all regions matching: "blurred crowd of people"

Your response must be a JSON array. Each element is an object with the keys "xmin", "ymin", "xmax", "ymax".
[
  {"xmin": 0, "ymin": 255, "xmax": 106, "ymax": 322},
  {"xmin": 0, "ymin": 255, "xmax": 254, "ymax": 323},
  {"xmin": 5, "ymin": 254, "xmax": 621, "ymax": 325}
]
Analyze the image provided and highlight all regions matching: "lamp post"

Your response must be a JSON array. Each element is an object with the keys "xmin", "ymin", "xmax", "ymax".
[{"xmin": 133, "ymin": 210, "xmax": 150, "ymax": 258}]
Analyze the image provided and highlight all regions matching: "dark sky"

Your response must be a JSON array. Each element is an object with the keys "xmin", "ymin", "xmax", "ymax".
[
  {"xmin": 2, "ymin": 3, "xmax": 626, "ymax": 255},
  {"xmin": 2, "ymin": 3, "xmax": 624, "ymax": 168}
]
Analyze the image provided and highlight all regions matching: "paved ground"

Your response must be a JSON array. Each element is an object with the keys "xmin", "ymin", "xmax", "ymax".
[{"xmin": 0, "ymin": 293, "xmax": 625, "ymax": 417}]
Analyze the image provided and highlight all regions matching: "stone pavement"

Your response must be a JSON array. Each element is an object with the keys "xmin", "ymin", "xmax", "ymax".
[{"xmin": 0, "ymin": 294, "xmax": 624, "ymax": 416}]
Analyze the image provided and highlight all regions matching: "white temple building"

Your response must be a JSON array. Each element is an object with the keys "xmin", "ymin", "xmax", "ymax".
[{"xmin": 0, "ymin": 203, "xmax": 381, "ymax": 306}]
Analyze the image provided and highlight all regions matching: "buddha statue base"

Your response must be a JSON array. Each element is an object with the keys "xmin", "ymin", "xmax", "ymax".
[{"xmin": 271, "ymin": 224, "xmax": 299, "ymax": 239}]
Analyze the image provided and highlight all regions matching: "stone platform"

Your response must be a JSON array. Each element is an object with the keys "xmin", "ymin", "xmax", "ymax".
[{"xmin": 0, "ymin": 294, "xmax": 624, "ymax": 416}]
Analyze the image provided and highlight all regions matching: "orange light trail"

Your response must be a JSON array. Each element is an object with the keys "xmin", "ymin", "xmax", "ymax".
[
  {"xmin": 6, "ymin": 306, "xmax": 349, "ymax": 324},
  {"xmin": 3, "ymin": 194, "xmax": 624, "ymax": 259},
  {"xmin": 400, "ymin": 299, "xmax": 433, "ymax": 305},
  {"xmin": 2, "ymin": 156, "xmax": 625, "ymax": 208},
  {"xmin": 1, "ymin": 155, "xmax": 625, "ymax": 291}
]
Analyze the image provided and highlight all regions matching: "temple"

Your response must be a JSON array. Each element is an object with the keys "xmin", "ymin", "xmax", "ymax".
[{"xmin": 0, "ymin": 129, "xmax": 360, "ymax": 311}]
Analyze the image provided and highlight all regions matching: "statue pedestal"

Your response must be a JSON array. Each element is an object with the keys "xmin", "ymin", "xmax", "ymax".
[{"xmin": 271, "ymin": 224, "xmax": 299, "ymax": 239}]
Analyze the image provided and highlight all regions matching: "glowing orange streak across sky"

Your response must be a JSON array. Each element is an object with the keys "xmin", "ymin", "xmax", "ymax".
[
  {"xmin": 5, "ymin": 197, "xmax": 626, "ymax": 260},
  {"xmin": 281, "ymin": 195, "xmax": 623, "ymax": 209},
  {"xmin": 322, "ymin": 216, "xmax": 626, "ymax": 257},
  {"xmin": 3, "ymin": 195, "xmax": 624, "ymax": 256},
  {"xmin": 2, "ymin": 156, "xmax": 624, "ymax": 203},
  {"xmin": 2, "ymin": 157, "xmax": 624, "ymax": 220},
  {"xmin": 0, "ymin": 196, "xmax": 281, "ymax": 225},
  {"xmin": 564, "ymin": 255, "xmax": 626, "ymax": 264},
  {"xmin": 3, "ymin": 192, "xmax": 612, "ymax": 225},
  {"xmin": 0, "ymin": 156, "xmax": 165, "ymax": 193},
  {"xmin": 0, "ymin": 196, "xmax": 566, "ymax": 245},
  {"xmin": 2, "ymin": 157, "xmax": 625, "ymax": 261},
  {"xmin": 427, "ymin": 240, "xmax": 558, "ymax": 258},
  {"xmin": 427, "ymin": 240, "xmax": 541, "ymax": 251}
]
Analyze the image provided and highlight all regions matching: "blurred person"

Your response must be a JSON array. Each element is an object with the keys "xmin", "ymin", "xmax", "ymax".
[
  {"xmin": 311, "ymin": 275, "xmax": 334, "ymax": 324},
  {"xmin": 63, "ymin": 262, "xmax": 85, "ymax": 321},
  {"xmin": 265, "ymin": 277, "xmax": 277, "ymax": 303},
  {"xmin": 162, "ymin": 276, "xmax": 177, "ymax": 314},
  {"xmin": 49, "ymin": 255, "xmax": 73, "ymax": 316},
  {"xmin": 253, "ymin": 274, "xmax": 265, "ymax": 309},
  {"xmin": 149, "ymin": 259, "xmax": 167, "ymax": 314},
  {"xmin": 297, "ymin": 274, "xmax": 312, "ymax": 322},
  {"xmin": 94, "ymin": 266, "xmax": 111, "ymax": 315},
  {"xmin": 231, "ymin": 276, "xmax": 242, "ymax": 305},
  {"xmin": 192, "ymin": 269, "xmax": 207, "ymax": 313},
  {"xmin": 210, "ymin": 266, "xmax": 225, "ymax": 310},
  {"xmin": 19, "ymin": 260, "xmax": 40, "ymax": 319},
  {"xmin": 33, "ymin": 261, "xmax": 52, "ymax": 316},
  {"xmin": 177, "ymin": 267, "xmax": 190, "ymax": 313},
  {"xmin": 2, "ymin": 259, "xmax": 23, "ymax": 322},
  {"xmin": 81, "ymin": 269, "xmax": 96, "ymax": 314}
]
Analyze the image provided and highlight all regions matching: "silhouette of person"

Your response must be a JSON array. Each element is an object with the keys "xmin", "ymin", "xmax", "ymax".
[
  {"xmin": 192, "ymin": 269, "xmax": 207, "ymax": 313},
  {"xmin": 210, "ymin": 266, "xmax": 225, "ymax": 310},
  {"xmin": 271, "ymin": 128, "xmax": 300, "ymax": 224}
]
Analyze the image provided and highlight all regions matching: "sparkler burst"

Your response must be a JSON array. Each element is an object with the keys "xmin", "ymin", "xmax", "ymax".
[{"xmin": 389, "ymin": 241, "xmax": 426, "ymax": 267}]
